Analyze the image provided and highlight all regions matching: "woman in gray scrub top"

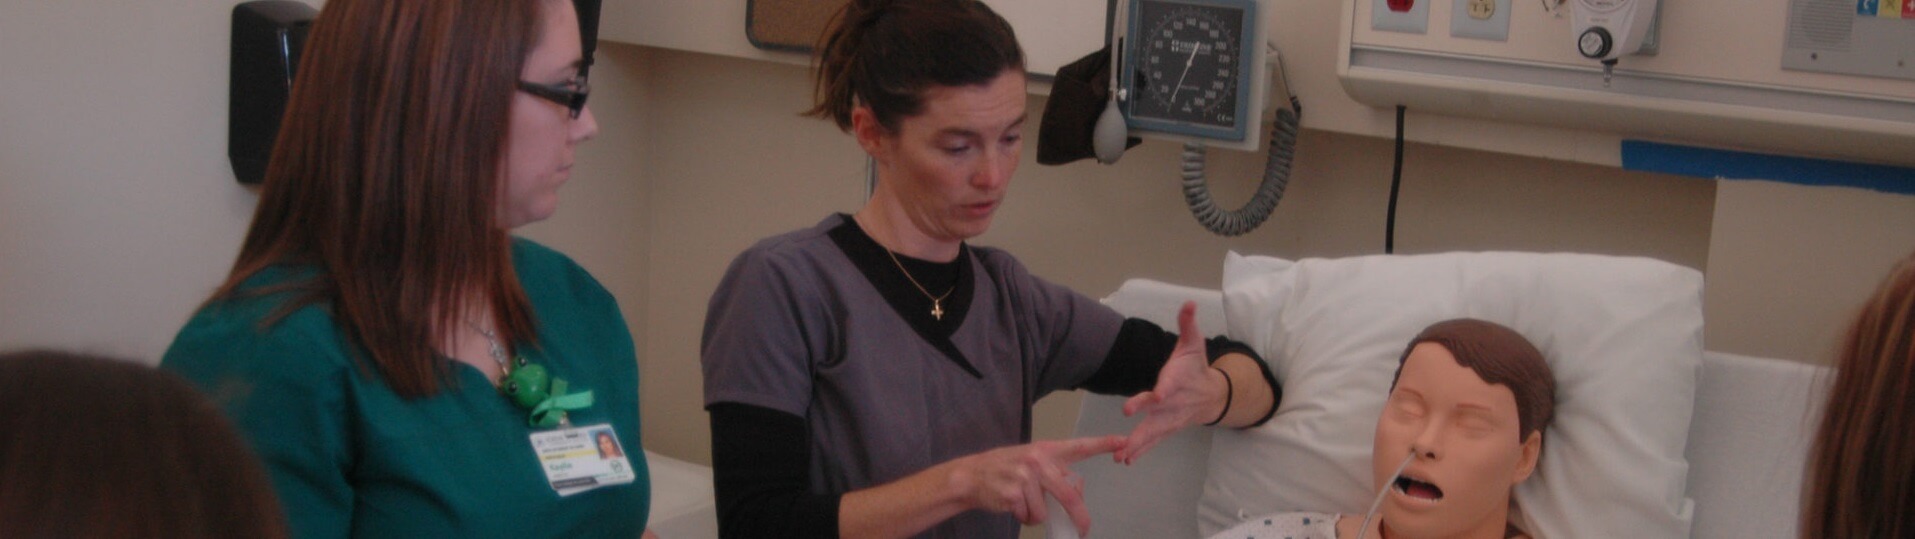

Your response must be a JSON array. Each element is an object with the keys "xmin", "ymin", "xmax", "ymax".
[{"xmin": 701, "ymin": 1, "xmax": 1283, "ymax": 538}]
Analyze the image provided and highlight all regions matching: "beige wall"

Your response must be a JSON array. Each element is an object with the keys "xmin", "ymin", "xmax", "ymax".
[{"xmin": 1704, "ymin": 181, "xmax": 1915, "ymax": 365}]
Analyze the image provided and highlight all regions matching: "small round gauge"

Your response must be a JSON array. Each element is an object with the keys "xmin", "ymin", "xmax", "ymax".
[
  {"xmin": 1127, "ymin": 0, "xmax": 1250, "ymax": 132},
  {"xmin": 1578, "ymin": 27, "xmax": 1612, "ymax": 58}
]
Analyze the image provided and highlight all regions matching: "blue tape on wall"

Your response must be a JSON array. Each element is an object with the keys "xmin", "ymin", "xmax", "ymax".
[{"xmin": 1621, "ymin": 140, "xmax": 1915, "ymax": 196}]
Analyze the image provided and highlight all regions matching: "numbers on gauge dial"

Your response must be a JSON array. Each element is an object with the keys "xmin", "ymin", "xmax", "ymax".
[{"xmin": 1140, "ymin": 7, "xmax": 1237, "ymax": 124}]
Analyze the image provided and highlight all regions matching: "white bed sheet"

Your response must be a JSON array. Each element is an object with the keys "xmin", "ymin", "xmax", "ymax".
[{"xmin": 1686, "ymin": 352, "xmax": 1829, "ymax": 539}]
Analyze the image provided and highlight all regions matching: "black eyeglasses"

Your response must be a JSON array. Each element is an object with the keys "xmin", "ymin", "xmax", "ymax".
[{"xmin": 517, "ymin": 76, "xmax": 589, "ymax": 119}]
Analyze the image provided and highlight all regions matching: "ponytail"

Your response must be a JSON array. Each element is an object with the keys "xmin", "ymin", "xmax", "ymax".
[{"xmin": 804, "ymin": 0, "xmax": 1024, "ymax": 132}]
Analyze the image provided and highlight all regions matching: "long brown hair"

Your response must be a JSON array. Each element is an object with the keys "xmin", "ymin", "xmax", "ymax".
[
  {"xmin": 213, "ymin": 0, "xmax": 544, "ymax": 396},
  {"xmin": 0, "ymin": 350, "xmax": 287, "ymax": 538},
  {"xmin": 1803, "ymin": 252, "xmax": 1915, "ymax": 539},
  {"xmin": 1390, "ymin": 318, "xmax": 1556, "ymax": 444},
  {"xmin": 804, "ymin": 0, "xmax": 1024, "ymax": 132}
]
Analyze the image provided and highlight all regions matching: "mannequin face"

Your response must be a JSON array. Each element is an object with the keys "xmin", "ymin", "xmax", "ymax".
[
  {"xmin": 853, "ymin": 69, "xmax": 1026, "ymax": 255},
  {"xmin": 1372, "ymin": 343, "xmax": 1542, "ymax": 539}
]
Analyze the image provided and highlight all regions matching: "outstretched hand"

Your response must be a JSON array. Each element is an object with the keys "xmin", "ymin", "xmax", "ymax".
[
  {"xmin": 954, "ymin": 435, "xmax": 1125, "ymax": 538},
  {"xmin": 1117, "ymin": 301, "xmax": 1226, "ymax": 465}
]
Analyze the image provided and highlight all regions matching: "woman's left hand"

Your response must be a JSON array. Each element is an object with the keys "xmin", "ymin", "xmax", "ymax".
[{"xmin": 1116, "ymin": 301, "xmax": 1227, "ymax": 465}]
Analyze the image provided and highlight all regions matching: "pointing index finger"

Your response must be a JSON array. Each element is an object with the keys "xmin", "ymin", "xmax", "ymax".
[{"xmin": 1046, "ymin": 435, "xmax": 1127, "ymax": 464}]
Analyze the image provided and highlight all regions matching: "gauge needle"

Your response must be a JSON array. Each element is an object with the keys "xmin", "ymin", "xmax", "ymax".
[{"xmin": 1169, "ymin": 42, "xmax": 1200, "ymax": 104}]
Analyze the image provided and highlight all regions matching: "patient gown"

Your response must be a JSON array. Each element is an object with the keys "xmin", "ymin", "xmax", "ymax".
[{"xmin": 1213, "ymin": 511, "xmax": 1339, "ymax": 539}]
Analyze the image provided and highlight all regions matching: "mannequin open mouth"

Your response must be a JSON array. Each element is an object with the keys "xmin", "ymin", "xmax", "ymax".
[{"xmin": 1394, "ymin": 475, "xmax": 1445, "ymax": 502}]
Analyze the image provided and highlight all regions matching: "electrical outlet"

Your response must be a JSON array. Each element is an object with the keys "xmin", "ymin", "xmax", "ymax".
[
  {"xmin": 1372, "ymin": 0, "xmax": 1429, "ymax": 34},
  {"xmin": 1467, "ymin": 0, "xmax": 1495, "ymax": 19},
  {"xmin": 1450, "ymin": 0, "xmax": 1510, "ymax": 40}
]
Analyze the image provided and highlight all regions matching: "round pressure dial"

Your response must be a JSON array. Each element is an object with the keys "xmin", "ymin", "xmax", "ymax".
[
  {"xmin": 1578, "ymin": 27, "xmax": 1612, "ymax": 58},
  {"xmin": 1130, "ymin": 2, "xmax": 1245, "ymax": 129}
]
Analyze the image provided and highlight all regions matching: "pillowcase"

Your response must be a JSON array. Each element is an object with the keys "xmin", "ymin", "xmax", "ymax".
[{"xmin": 1200, "ymin": 252, "xmax": 1702, "ymax": 539}]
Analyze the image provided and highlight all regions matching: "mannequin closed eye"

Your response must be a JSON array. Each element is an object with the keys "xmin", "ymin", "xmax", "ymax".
[{"xmin": 1455, "ymin": 411, "xmax": 1500, "ymax": 437}]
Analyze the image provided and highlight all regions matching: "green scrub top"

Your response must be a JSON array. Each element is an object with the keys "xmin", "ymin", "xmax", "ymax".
[{"xmin": 163, "ymin": 238, "xmax": 648, "ymax": 538}]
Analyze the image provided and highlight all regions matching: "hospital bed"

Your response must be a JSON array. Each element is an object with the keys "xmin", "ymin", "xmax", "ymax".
[
  {"xmin": 1065, "ymin": 252, "xmax": 1832, "ymax": 539},
  {"xmin": 645, "ymin": 450, "xmax": 719, "ymax": 538}
]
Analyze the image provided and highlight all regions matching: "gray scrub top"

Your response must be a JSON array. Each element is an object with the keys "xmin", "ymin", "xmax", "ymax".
[{"xmin": 702, "ymin": 214, "xmax": 1125, "ymax": 538}]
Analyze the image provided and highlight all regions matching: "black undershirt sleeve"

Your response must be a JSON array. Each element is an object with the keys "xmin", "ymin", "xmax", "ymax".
[
  {"xmin": 708, "ymin": 402, "xmax": 839, "ymax": 539},
  {"xmin": 1077, "ymin": 317, "xmax": 1283, "ymax": 426}
]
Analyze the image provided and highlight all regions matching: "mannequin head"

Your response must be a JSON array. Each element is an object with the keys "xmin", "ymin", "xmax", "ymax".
[{"xmin": 1372, "ymin": 319, "xmax": 1555, "ymax": 539}]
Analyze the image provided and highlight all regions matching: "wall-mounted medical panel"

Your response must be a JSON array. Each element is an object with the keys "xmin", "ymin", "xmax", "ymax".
[
  {"xmin": 1337, "ymin": 0, "xmax": 1915, "ymax": 167},
  {"xmin": 1783, "ymin": 0, "xmax": 1915, "ymax": 82}
]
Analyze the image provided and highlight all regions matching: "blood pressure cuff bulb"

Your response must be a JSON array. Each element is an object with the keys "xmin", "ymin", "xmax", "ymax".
[{"xmin": 1037, "ymin": 45, "xmax": 1141, "ymax": 166}]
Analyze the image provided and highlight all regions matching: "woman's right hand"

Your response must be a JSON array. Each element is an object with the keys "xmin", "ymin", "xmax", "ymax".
[{"xmin": 947, "ymin": 435, "xmax": 1126, "ymax": 537}]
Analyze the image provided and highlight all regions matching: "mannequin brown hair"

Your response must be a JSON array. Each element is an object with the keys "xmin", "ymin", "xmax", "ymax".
[{"xmin": 1390, "ymin": 318, "xmax": 1556, "ymax": 444}]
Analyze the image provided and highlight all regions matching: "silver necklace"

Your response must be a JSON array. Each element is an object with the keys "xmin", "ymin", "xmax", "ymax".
[{"xmin": 466, "ymin": 320, "xmax": 512, "ymax": 381}]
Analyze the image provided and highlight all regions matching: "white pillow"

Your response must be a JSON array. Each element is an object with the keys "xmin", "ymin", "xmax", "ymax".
[{"xmin": 1200, "ymin": 252, "xmax": 1702, "ymax": 539}]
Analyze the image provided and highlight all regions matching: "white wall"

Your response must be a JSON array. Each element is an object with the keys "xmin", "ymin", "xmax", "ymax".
[
  {"xmin": 1, "ymin": 0, "xmax": 259, "ymax": 360},
  {"xmin": 0, "ymin": 0, "xmax": 650, "ymax": 367}
]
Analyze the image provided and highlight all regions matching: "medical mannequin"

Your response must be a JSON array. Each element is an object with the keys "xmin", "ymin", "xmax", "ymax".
[{"xmin": 1214, "ymin": 319, "xmax": 1555, "ymax": 539}]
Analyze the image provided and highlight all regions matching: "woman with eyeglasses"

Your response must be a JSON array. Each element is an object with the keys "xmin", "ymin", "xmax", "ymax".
[{"xmin": 161, "ymin": 0, "xmax": 651, "ymax": 536}]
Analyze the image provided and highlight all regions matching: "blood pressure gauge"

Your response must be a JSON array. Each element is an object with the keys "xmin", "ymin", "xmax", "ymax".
[{"xmin": 1119, "ymin": 0, "xmax": 1261, "ymax": 146}]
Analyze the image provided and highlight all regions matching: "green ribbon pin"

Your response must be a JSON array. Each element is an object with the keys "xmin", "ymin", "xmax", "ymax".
[{"xmin": 499, "ymin": 362, "xmax": 594, "ymax": 428}]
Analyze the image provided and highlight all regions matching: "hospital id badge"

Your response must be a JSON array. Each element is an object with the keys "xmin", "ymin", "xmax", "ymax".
[{"xmin": 529, "ymin": 423, "xmax": 636, "ymax": 497}]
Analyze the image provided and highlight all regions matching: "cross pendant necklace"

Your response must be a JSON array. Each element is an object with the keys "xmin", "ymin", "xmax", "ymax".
[{"xmin": 883, "ymin": 246, "xmax": 954, "ymax": 321}]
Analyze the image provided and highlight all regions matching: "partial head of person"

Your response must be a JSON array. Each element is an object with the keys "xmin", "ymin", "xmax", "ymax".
[
  {"xmin": 807, "ymin": 0, "xmax": 1026, "ymax": 251},
  {"xmin": 0, "ymin": 350, "xmax": 287, "ymax": 538},
  {"xmin": 222, "ymin": 0, "xmax": 599, "ymax": 397},
  {"xmin": 1374, "ymin": 319, "xmax": 1556, "ymax": 539},
  {"xmin": 1803, "ymin": 251, "xmax": 1915, "ymax": 539}
]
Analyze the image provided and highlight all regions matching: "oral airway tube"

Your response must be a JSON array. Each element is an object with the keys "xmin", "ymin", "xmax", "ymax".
[{"xmin": 1359, "ymin": 450, "xmax": 1417, "ymax": 539}]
